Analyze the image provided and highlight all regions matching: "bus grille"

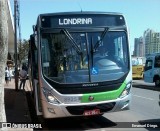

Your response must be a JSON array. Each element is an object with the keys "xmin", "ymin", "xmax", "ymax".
[{"xmin": 66, "ymin": 102, "xmax": 116, "ymax": 115}]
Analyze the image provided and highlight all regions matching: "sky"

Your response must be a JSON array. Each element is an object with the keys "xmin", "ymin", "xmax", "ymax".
[{"xmin": 10, "ymin": 0, "xmax": 160, "ymax": 53}]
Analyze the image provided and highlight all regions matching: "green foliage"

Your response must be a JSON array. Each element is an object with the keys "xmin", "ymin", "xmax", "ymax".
[{"xmin": 18, "ymin": 39, "xmax": 29, "ymax": 65}]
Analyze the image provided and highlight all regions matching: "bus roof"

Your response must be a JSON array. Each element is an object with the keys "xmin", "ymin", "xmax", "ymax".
[
  {"xmin": 38, "ymin": 11, "xmax": 124, "ymax": 17},
  {"xmin": 36, "ymin": 11, "xmax": 126, "ymax": 28}
]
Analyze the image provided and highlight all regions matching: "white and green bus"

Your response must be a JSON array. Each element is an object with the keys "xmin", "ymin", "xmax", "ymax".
[{"xmin": 28, "ymin": 12, "xmax": 132, "ymax": 118}]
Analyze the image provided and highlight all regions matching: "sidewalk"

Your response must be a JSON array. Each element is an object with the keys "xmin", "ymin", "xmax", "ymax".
[{"xmin": 3, "ymin": 79, "xmax": 33, "ymax": 131}]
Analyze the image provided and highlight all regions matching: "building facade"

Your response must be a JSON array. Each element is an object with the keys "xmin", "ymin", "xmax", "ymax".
[
  {"xmin": 133, "ymin": 37, "xmax": 145, "ymax": 57},
  {"xmin": 144, "ymin": 29, "xmax": 160, "ymax": 56},
  {"xmin": 134, "ymin": 29, "xmax": 160, "ymax": 57}
]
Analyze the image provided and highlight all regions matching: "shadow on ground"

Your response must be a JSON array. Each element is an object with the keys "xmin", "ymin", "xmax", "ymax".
[
  {"xmin": 4, "ymin": 88, "xmax": 31, "ymax": 123},
  {"xmin": 139, "ymin": 119, "xmax": 160, "ymax": 131},
  {"xmin": 133, "ymin": 83, "xmax": 160, "ymax": 91},
  {"xmin": 40, "ymin": 115, "xmax": 117, "ymax": 130}
]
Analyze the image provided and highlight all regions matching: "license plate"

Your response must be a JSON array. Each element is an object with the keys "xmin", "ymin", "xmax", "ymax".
[{"xmin": 83, "ymin": 109, "xmax": 100, "ymax": 116}]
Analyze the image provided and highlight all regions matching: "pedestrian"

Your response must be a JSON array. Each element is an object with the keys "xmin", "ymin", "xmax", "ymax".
[
  {"xmin": 9, "ymin": 68, "xmax": 12, "ymax": 81},
  {"xmin": 19, "ymin": 66, "xmax": 27, "ymax": 90},
  {"xmin": 5, "ymin": 67, "xmax": 10, "ymax": 85}
]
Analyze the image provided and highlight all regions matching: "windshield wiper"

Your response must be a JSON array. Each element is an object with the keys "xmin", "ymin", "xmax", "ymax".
[
  {"xmin": 92, "ymin": 27, "xmax": 109, "ymax": 52},
  {"xmin": 61, "ymin": 29, "xmax": 82, "ymax": 55}
]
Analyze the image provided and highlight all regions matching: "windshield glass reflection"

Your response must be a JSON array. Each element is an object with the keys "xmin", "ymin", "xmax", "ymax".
[{"xmin": 41, "ymin": 31, "xmax": 129, "ymax": 84}]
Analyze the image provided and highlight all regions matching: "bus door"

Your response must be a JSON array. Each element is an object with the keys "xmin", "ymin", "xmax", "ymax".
[
  {"xmin": 30, "ymin": 35, "xmax": 42, "ymax": 115},
  {"xmin": 144, "ymin": 58, "xmax": 153, "ymax": 83}
]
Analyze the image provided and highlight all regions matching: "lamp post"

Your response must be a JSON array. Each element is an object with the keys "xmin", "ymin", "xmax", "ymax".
[{"xmin": 14, "ymin": 0, "xmax": 18, "ymax": 91}]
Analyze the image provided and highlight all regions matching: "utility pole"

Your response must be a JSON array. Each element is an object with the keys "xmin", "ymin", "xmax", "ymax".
[
  {"xmin": 17, "ymin": 0, "xmax": 21, "ymax": 65},
  {"xmin": 14, "ymin": 0, "xmax": 18, "ymax": 91}
]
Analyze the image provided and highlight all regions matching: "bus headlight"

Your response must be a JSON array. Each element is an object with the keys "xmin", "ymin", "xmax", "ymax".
[
  {"xmin": 119, "ymin": 82, "xmax": 132, "ymax": 98},
  {"xmin": 42, "ymin": 87, "xmax": 60, "ymax": 104},
  {"xmin": 47, "ymin": 95, "xmax": 60, "ymax": 104}
]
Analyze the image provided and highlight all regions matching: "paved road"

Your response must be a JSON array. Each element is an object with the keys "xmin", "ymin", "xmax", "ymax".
[
  {"xmin": 27, "ymin": 80, "xmax": 160, "ymax": 131},
  {"xmin": 103, "ymin": 87, "xmax": 160, "ymax": 130}
]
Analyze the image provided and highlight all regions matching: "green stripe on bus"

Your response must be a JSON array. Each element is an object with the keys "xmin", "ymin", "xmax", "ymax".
[{"xmin": 81, "ymin": 82, "xmax": 126, "ymax": 103}]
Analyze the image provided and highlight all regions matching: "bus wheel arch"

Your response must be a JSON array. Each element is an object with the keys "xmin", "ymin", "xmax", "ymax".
[{"xmin": 154, "ymin": 75, "xmax": 160, "ymax": 87}]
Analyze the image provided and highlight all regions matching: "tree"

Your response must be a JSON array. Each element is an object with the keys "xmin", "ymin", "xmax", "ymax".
[
  {"xmin": 18, "ymin": 39, "xmax": 29, "ymax": 66},
  {"xmin": 0, "ymin": 0, "xmax": 8, "ymax": 123}
]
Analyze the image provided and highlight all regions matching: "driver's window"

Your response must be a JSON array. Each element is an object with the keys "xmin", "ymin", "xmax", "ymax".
[
  {"xmin": 41, "ymin": 38, "xmax": 50, "ymax": 76},
  {"xmin": 145, "ymin": 60, "xmax": 152, "ymax": 71}
]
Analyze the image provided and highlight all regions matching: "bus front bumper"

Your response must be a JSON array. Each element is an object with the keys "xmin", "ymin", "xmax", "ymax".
[{"xmin": 41, "ymin": 94, "xmax": 131, "ymax": 119}]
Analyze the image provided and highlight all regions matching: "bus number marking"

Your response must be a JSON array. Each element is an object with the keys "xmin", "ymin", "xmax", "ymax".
[{"xmin": 64, "ymin": 97, "xmax": 80, "ymax": 103}]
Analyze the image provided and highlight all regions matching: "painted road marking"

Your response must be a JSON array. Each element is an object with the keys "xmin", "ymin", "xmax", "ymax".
[{"xmin": 133, "ymin": 94, "xmax": 154, "ymax": 101}]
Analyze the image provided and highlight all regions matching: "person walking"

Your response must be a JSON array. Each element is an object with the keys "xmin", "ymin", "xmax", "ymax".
[
  {"xmin": 9, "ymin": 68, "xmax": 12, "ymax": 81},
  {"xmin": 5, "ymin": 67, "xmax": 10, "ymax": 85},
  {"xmin": 19, "ymin": 66, "xmax": 27, "ymax": 90}
]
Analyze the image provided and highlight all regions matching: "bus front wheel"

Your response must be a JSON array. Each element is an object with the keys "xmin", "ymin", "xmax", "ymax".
[{"xmin": 155, "ymin": 79, "xmax": 160, "ymax": 87}]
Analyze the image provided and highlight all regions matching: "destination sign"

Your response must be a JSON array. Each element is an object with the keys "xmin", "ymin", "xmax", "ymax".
[
  {"xmin": 40, "ymin": 14, "xmax": 125, "ymax": 28},
  {"xmin": 59, "ymin": 18, "xmax": 92, "ymax": 25}
]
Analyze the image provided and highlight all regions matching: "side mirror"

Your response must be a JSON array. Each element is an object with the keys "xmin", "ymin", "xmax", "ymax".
[
  {"xmin": 30, "ymin": 35, "xmax": 37, "ymax": 50},
  {"xmin": 29, "ymin": 35, "xmax": 38, "ymax": 79}
]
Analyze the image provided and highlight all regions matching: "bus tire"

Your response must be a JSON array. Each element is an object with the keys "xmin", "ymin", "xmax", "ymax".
[{"xmin": 155, "ymin": 78, "xmax": 160, "ymax": 87}]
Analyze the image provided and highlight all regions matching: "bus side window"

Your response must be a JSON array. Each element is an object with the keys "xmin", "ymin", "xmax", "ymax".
[
  {"xmin": 154, "ymin": 56, "xmax": 160, "ymax": 68},
  {"xmin": 145, "ymin": 60, "xmax": 152, "ymax": 71}
]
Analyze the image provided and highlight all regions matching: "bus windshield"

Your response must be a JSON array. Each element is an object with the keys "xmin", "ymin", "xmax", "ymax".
[
  {"xmin": 132, "ymin": 58, "xmax": 143, "ymax": 66},
  {"xmin": 41, "ymin": 30, "xmax": 129, "ymax": 84}
]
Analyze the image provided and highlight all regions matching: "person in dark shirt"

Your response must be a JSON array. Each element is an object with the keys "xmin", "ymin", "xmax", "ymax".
[{"xmin": 19, "ymin": 66, "xmax": 27, "ymax": 90}]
